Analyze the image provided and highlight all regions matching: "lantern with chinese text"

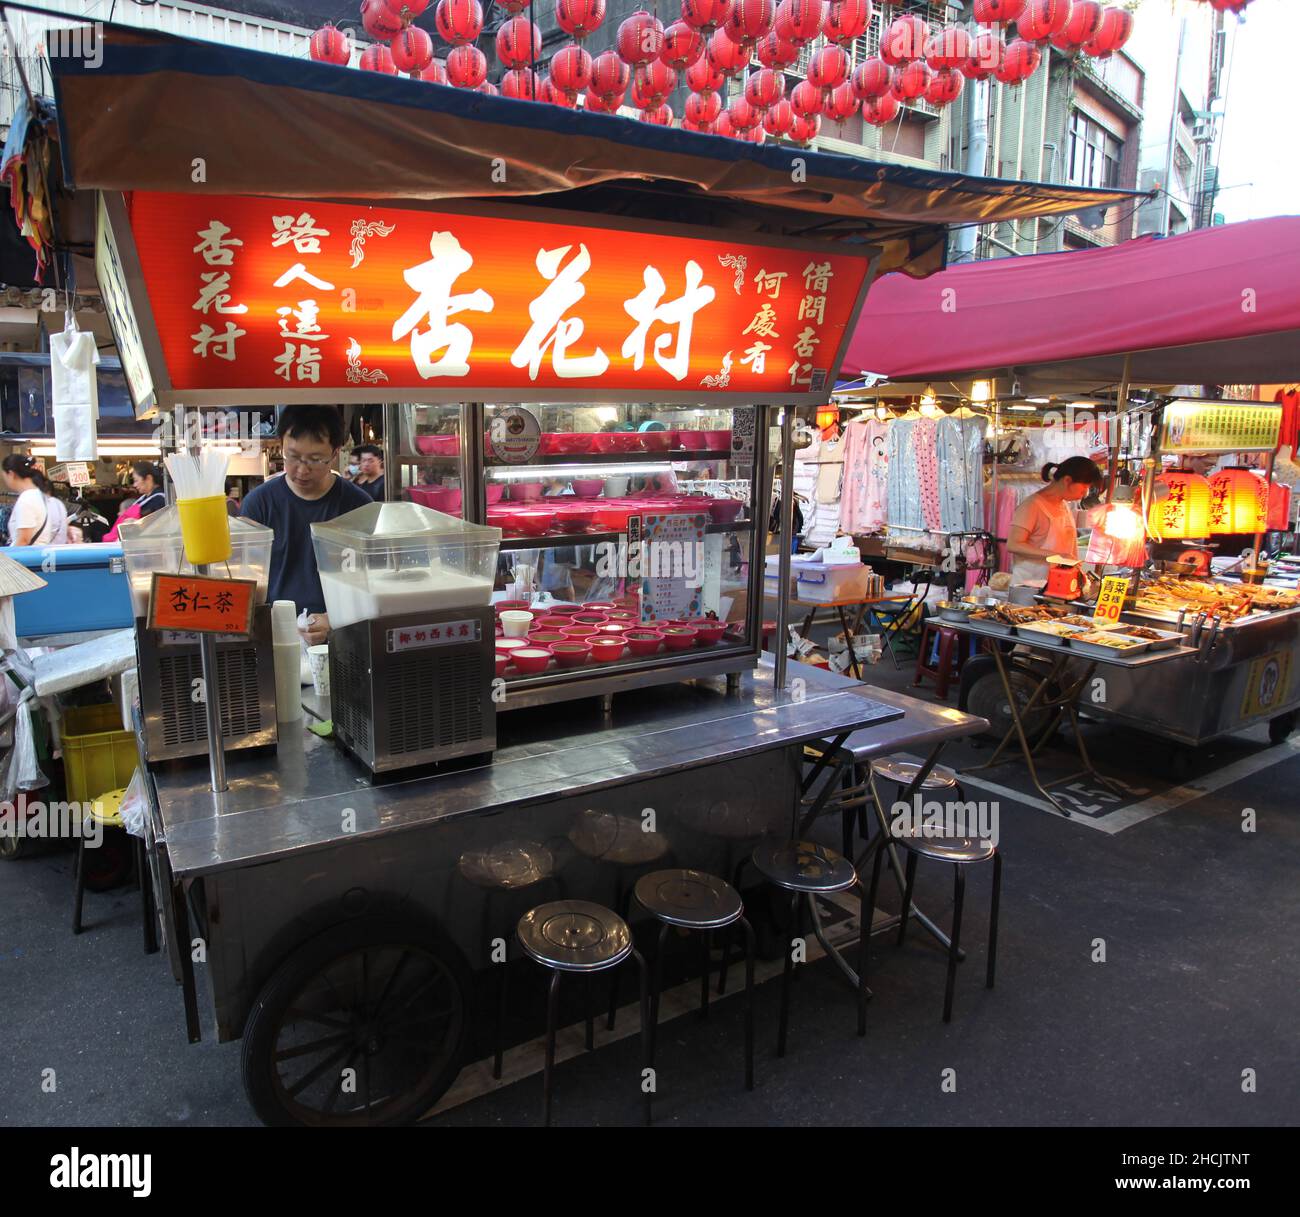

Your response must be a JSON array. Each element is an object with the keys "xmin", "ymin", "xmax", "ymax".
[
  {"xmin": 973, "ymin": 0, "xmax": 1026, "ymax": 24},
  {"xmin": 925, "ymin": 26, "xmax": 971, "ymax": 70},
  {"xmin": 823, "ymin": 0, "xmax": 871, "ymax": 46},
  {"xmin": 478, "ymin": 79, "xmax": 500, "ymax": 95},
  {"xmin": 361, "ymin": 0, "xmax": 403, "ymax": 41},
  {"xmin": 420, "ymin": 59, "xmax": 449, "ymax": 83},
  {"xmin": 641, "ymin": 102, "xmax": 674, "ymax": 124},
  {"xmin": 556, "ymin": 0, "xmax": 606, "ymax": 40},
  {"xmin": 497, "ymin": 16, "xmax": 541, "ymax": 68},
  {"xmin": 1083, "ymin": 6, "xmax": 1133, "ymax": 58},
  {"xmin": 725, "ymin": 0, "xmax": 775, "ymax": 46},
  {"xmin": 745, "ymin": 66, "xmax": 785, "ymax": 109},
  {"xmin": 763, "ymin": 96, "xmax": 794, "ymax": 134},
  {"xmin": 681, "ymin": 0, "xmax": 734, "ymax": 33},
  {"xmin": 541, "ymin": 76, "xmax": 578, "ymax": 106},
  {"xmin": 1017, "ymin": 0, "xmax": 1071, "ymax": 44},
  {"xmin": 790, "ymin": 78, "xmax": 823, "ymax": 116},
  {"xmin": 962, "ymin": 30, "xmax": 1004, "ymax": 79},
  {"xmin": 359, "ymin": 43, "xmax": 398, "ymax": 73},
  {"xmin": 590, "ymin": 49, "xmax": 631, "ymax": 97},
  {"xmin": 714, "ymin": 109, "xmax": 737, "ymax": 137},
  {"xmin": 383, "ymin": 0, "xmax": 429, "ymax": 16},
  {"xmin": 585, "ymin": 87, "xmax": 623, "ymax": 111},
  {"xmin": 880, "ymin": 12, "xmax": 929, "ymax": 64},
  {"xmin": 501, "ymin": 67, "xmax": 540, "ymax": 99},
  {"xmin": 851, "ymin": 56, "xmax": 890, "ymax": 99},
  {"xmin": 774, "ymin": 0, "xmax": 825, "ymax": 45},
  {"xmin": 390, "ymin": 26, "xmax": 434, "ymax": 73},
  {"xmin": 617, "ymin": 11, "xmax": 665, "ymax": 64},
  {"xmin": 756, "ymin": 30, "xmax": 800, "ymax": 69},
  {"xmin": 789, "ymin": 112, "xmax": 821, "ymax": 142},
  {"xmin": 661, "ymin": 20, "xmax": 705, "ymax": 69},
  {"xmin": 824, "ymin": 81, "xmax": 858, "ymax": 122},
  {"xmin": 686, "ymin": 54, "xmax": 726, "ymax": 93},
  {"xmin": 808, "ymin": 43, "xmax": 850, "ymax": 91},
  {"xmin": 707, "ymin": 28, "xmax": 751, "ymax": 76},
  {"xmin": 995, "ymin": 37, "xmax": 1040, "ymax": 84},
  {"xmin": 447, "ymin": 43, "xmax": 487, "ymax": 87},
  {"xmin": 889, "ymin": 60, "xmax": 930, "ymax": 101},
  {"xmin": 925, "ymin": 66, "xmax": 964, "ymax": 106},
  {"xmin": 631, "ymin": 60, "xmax": 677, "ymax": 108},
  {"xmin": 728, "ymin": 96, "xmax": 760, "ymax": 130},
  {"xmin": 1051, "ymin": 0, "xmax": 1101, "ymax": 53},
  {"xmin": 310, "ymin": 24, "xmax": 351, "ymax": 65},
  {"xmin": 1209, "ymin": 469, "xmax": 1269, "ymax": 535},
  {"xmin": 686, "ymin": 90, "xmax": 723, "ymax": 123},
  {"xmin": 1149, "ymin": 471, "xmax": 1212, "ymax": 541},
  {"xmin": 434, "ymin": 0, "xmax": 482, "ymax": 45},
  {"xmin": 550, "ymin": 44, "xmax": 593, "ymax": 94},
  {"xmin": 860, "ymin": 92, "xmax": 900, "ymax": 124}
]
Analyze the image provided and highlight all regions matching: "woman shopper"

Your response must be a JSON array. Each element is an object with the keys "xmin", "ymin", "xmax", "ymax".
[
  {"xmin": 3, "ymin": 454, "xmax": 69, "ymax": 545},
  {"xmin": 103, "ymin": 462, "xmax": 167, "ymax": 542}
]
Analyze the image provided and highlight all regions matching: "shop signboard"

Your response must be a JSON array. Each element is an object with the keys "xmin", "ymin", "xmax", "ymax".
[
  {"xmin": 96, "ymin": 193, "xmax": 157, "ymax": 418},
  {"xmin": 632, "ymin": 512, "xmax": 708, "ymax": 624},
  {"xmin": 1158, "ymin": 400, "xmax": 1282, "ymax": 455},
  {"xmin": 147, "ymin": 574, "xmax": 256, "ymax": 635},
  {"xmin": 1093, "ymin": 575, "xmax": 1131, "ymax": 624},
  {"xmin": 1241, "ymin": 650, "xmax": 1292, "ymax": 720}
]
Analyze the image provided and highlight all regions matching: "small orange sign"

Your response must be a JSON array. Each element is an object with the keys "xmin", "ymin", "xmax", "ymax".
[{"xmin": 147, "ymin": 573, "xmax": 256, "ymax": 634}]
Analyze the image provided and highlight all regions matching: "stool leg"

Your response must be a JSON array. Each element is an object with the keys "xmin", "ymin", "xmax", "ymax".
[
  {"xmin": 717, "ymin": 922, "xmax": 733, "ymax": 997},
  {"xmin": 856, "ymin": 881, "xmax": 870, "ymax": 1037},
  {"xmin": 543, "ymin": 969, "xmax": 562, "ymax": 1127},
  {"xmin": 777, "ymin": 891, "xmax": 799, "ymax": 1058},
  {"xmin": 987, "ymin": 851, "xmax": 1002, "ymax": 990},
  {"xmin": 633, "ymin": 947, "xmax": 652, "ymax": 1127},
  {"xmin": 935, "ymin": 631, "xmax": 955, "ymax": 700},
  {"xmin": 137, "ymin": 838, "xmax": 157, "ymax": 954},
  {"xmin": 605, "ymin": 879, "xmax": 629, "ymax": 1031},
  {"xmin": 738, "ymin": 916, "xmax": 756, "ymax": 1091},
  {"xmin": 72, "ymin": 838, "xmax": 86, "ymax": 935},
  {"xmin": 897, "ymin": 851, "xmax": 919, "ymax": 947},
  {"xmin": 649, "ymin": 922, "xmax": 670, "ymax": 1068},
  {"xmin": 698, "ymin": 929, "xmax": 711, "ymax": 1020},
  {"xmin": 944, "ymin": 866, "xmax": 967, "ymax": 1024},
  {"xmin": 584, "ymin": 975, "xmax": 594, "ymax": 1052},
  {"xmin": 493, "ymin": 951, "xmax": 509, "ymax": 1081}
]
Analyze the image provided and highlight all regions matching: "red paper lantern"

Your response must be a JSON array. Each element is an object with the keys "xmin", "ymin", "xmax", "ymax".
[
  {"xmin": 851, "ymin": 56, "xmax": 891, "ymax": 99},
  {"xmin": 497, "ymin": 16, "xmax": 541, "ymax": 69},
  {"xmin": 745, "ymin": 66, "xmax": 786, "ymax": 108},
  {"xmin": 361, "ymin": 0, "xmax": 403, "ymax": 41},
  {"xmin": 477, "ymin": 80, "xmax": 500, "ymax": 95},
  {"xmin": 310, "ymin": 24, "xmax": 351, "ymax": 65},
  {"xmin": 661, "ymin": 20, "xmax": 706, "ymax": 69},
  {"xmin": 556, "ymin": 0, "xmax": 606, "ymax": 40},
  {"xmin": 540, "ymin": 76, "xmax": 577, "ymax": 106},
  {"xmin": 925, "ymin": 66, "xmax": 964, "ymax": 106},
  {"xmin": 714, "ymin": 109, "xmax": 737, "ymax": 137},
  {"xmin": 680, "ymin": 0, "xmax": 734, "ymax": 33},
  {"xmin": 790, "ymin": 78, "xmax": 823, "ymax": 117},
  {"xmin": 550, "ymin": 43, "xmax": 593, "ymax": 94},
  {"xmin": 1209, "ymin": 469, "xmax": 1268, "ymax": 535},
  {"xmin": 640, "ymin": 103, "xmax": 675, "ymax": 125},
  {"xmin": 725, "ymin": 0, "xmax": 775, "ymax": 46},
  {"xmin": 617, "ymin": 11, "xmax": 665, "ymax": 64},
  {"xmin": 590, "ymin": 49, "xmax": 631, "ymax": 97},
  {"xmin": 756, "ymin": 31, "xmax": 800, "ymax": 69},
  {"xmin": 390, "ymin": 27, "xmax": 434, "ymax": 73},
  {"xmin": 1052, "ymin": 0, "xmax": 1102, "ymax": 53},
  {"xmin": 1083, "ymin": 6, "xmax": 1133, "ymax": 58},
  {"xmin": 823, "ymin": 0, "xmax": 871, "ymax": 46},
  {"xmin": 808, "ymin": 43, "xmax": 850, "ymax": 91},
  {"xmin": 774, "ymin": 0, "xmax": 825, "ymax": 45},
  {"xmin": 889, "ymin": 60, "xmax": 930, "ymax": 100},
  {"xmin": 995, "ymin": 37, "xmax": 1040, "ymax": 84},
  {"xmin": 880, "ymin": 13, "xmax": 929, "ymax": 64},
  {"xmin": 496, "ymin": 0, "xmax": 529, "ymax": 11},
  {"xmin": 383, "ymin": 0, "xmax": 429, "ymax": 16},
  {"xmin": 744, "ymin": 124, "xmax": 766, "ymax": 143},
  {"xmin": 763, "ymin": 97, "xmax": 794, "ymax": 134},
  {"xmin": 446, "ymin": 43, "xmax": 487, "ymax": 88},
  {"xmin": 585, "ymin": 87, "xmax": 624, "ymax": 111},
  {"xmin": 1209, "ymin": 0, "xmax": 1253, "ymax": 13},
  {"xmin": 728, "ymin": 97, "xmax": 760, "ymax": 129},
  {"xmin": 925, "ymin": 26, "xmax": 971, "ymax": 70},
  {"xmin": 681, "ymin": 115, "xmax": 715, "ymax": 133},
  {"xmin": 824, "ymin": 81, "xmax": 858, "ymax": 122},
  {"xmin": 501, "ymin": 67, "xmax": 540, "ymax": 100},
  {"xmin": 1150, "ymin": 471, "xmax": 1212, "ymax": 541},
  {"xmin": 434, "ymin": 0, "xmax": 483, "ymax": 46},
  {"xmin": 420, "ymin": 59, "xmax": 448, "ymax": 84},
  {"xmin": 860, "ymin": 92, "xmax": 899, "ymax": 125},
  {"xmin": 631, "ymin": 60, "xmax": 677, "ymax": 108},
  {"xmin": 707, "ymin": 28, "xmax": 751, "ymax": 76},
  {"xmin": 789, "ymin": 112, "xmax": 821, "ymax": 142},
  {"xmin": 359, "ymin": 44, "xmax": 398, "ymax": 74},
  {"xmin": 686, "ymin": 90, "xmax": 723, "ymax": 123},
  {"xmin": 686, "ymin": 55, "xmax": 726, "ymax": 93},
  {"xmin": 973, "ymin": 0, "xmax": 1026, "ymax": 25},
  {"xmin": 962, "ymin": 31, "xmax": 1005, "ymax": 80},
  {"xmin": 1017, "ymin": 0, "xmax": 1071, "ymax": 44}
]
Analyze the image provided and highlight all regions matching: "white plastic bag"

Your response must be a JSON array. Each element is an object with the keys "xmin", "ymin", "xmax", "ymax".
[
  {"xmin": 118, "ymin": 766, "xmax": 148, "ymax": 839},
  {"xmin": 0, "ymin": 687, "xmax": 49, "ymax": 803}
]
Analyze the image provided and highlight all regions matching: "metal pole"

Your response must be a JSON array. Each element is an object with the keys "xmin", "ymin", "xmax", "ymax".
[
  {"xmin": 774, "ymin": 406, "xmax": 796, "ymax": 689},
  {"xmin": 1162, "ymin": 17, "xmax": 1187, "ymax": 235},
  {"xmin": 1107, "ymin": 353, "xmax": 1133, "ymax": 499},
  {"xmin": 1251, "ymin": 449, "xmax": 1276, "ymax": 574},
  {"xmin": 196, "ymin": 564, "xmax": 227, "ymax": 793}
]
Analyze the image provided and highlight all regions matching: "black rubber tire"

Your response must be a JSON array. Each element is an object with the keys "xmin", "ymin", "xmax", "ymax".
[
  {"xmin": 965, "ymin": 666, "xmax": 1052, "ymax": 743},
  {"xmin": 240, "ymin": 915, "xmax": 471, "ymax": 1127},
  {"xmin": 1268, "ymin": 712, "xmax": 1297, "ymax": 746}
]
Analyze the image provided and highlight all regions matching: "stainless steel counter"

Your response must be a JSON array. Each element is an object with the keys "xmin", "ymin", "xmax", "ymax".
[{"xmin": 150, "ymin": 659, "xmax": 902, "ymax": 879}]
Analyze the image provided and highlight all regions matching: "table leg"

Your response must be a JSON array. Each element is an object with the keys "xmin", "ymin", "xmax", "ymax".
[
  {"xmin": 797, "ymin": 747, "xmax": 852, "ymax": 837},
  {"xmin": 838, "ymin": 605, "xmax": 862, "ymax": 680}
]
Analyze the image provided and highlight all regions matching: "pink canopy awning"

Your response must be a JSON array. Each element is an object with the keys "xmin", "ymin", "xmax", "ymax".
[{"xmin": 843, "ymin": 216, "xmax": 1300, "ymax": 394}]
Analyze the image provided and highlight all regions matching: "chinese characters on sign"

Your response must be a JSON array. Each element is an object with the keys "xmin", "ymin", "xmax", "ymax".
[
  {"xmin": 147, "ymin": 573, "xmax": 256, "ymax": 634},
  {"xmin": 386, "ymin": 618, "xmax": 482, "ymax": 653},
  {"xmin": 1159, "ymin": 401, "xmax": 1283, "ymax": 454},
  {"xmin": 1092, "ymin": 575, "xmax": 1132, "ymax": 625},
  {"xmin": 128, "ymin": 193, "xmax": 870, "ymax": 398}
]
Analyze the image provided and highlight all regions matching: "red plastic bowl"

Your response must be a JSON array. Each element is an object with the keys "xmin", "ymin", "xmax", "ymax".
[
  {"xmin": 590, "ymin": 638, "xmax": 626, "ymax": 662},
  {"xmin": 561, "ymin": 625, "xmax": 598, "ymax": 639},
  {"xmin": 604, "ymin": 610, "xmax": 638, "ymax": 622},
  {"xmin": 572, "ymin": 613, "xmax": 608, "ymax": 626},
  {"xmin": 570, "ymin": 479, "xmax": 605, "ymax": 497},
  {"xmin": 596, "ymin": 623, "xmax": 631, "ymax": 638},
  {"xmin": 702, "ymin": 429, "xmax": 732, "ymax": 450},
  {"xmin": 661, "ymin": 626, "xmax": 698, "ymax": 650},
  {"xmin": 509, "ymin": 482, "xmax": 544, "ymax": 502},
  {"xmin": 534, "ymin": 615, "xmax": 573, "ymax": 631},
  {"xmin": 495, "ymin": 599, "xmax": 531, "ymax": 616},
  {"xmin": 591, "ymin": 433, "xmax": 622, "ymax": 454},
  {"xmin": 511, "ymin": 647, "xmax": 552, "ymax": 674},
  {"xmin": 511, "ymin": 508, "xmax": 556, "ymax": 536},
  {"xmin": 485, "ymin": 483, "xmax": 505, "ymax": 504},
  {"xmin": 691, "ymin": 619, "xmax": 728, "ymax": 645},
  {"xmin": 495, "ymin": 653, "xmax": 509, "ymax": 678},
  {"xmin": 625, "ymin": 630, "xmax": 663, "ymax": 656},
  {"xmin": 640, "ymin": 430, "xmax": 673, "ymax": 451},
  {"xmin": 583, "ymin": 601, "xmax": 618, "ymax": 611},
  {"xmin": 545, "ymin": 604, "xmax": 583, "ymax": 616},
  {"xmin": 542, "ymin": 432, "xmax": 594, "ymax": 455},
  {"xmin": 708, "ymin": 498, "xmax": 745, "ymax": 525},
  {"xmin": 527, "ymin": 631, "xmax": 566, "ymax": 647},
  {"xmin": 415, "ymin": 434, "xmax": 459, "ymax": 456},
  {"xmin": 550, "ymin": 641, "xmax": 591, "ymax": 667}
]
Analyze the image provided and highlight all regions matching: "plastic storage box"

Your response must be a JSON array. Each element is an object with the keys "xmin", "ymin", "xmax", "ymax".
[
  {"xmin": 60, "ymin": 703, "xmax": 137, "ymax": 803},
  {"xmin": 9, "ymin": 544, "xmax": 135, "ymax": 636},
  {"xmin": 765, "ymin": 554, "xmax": 870, "ymax": 603}
]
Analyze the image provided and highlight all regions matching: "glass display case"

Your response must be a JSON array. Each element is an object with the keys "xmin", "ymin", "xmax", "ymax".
[{"xmin": 386, "ymin": 401, "xmax": 767, "ymax": 709}]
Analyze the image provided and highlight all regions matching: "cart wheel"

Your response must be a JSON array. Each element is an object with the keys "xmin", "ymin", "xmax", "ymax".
[
  {"xmin": 1268, "ymin": 712, "xmax": 1297, "ymax": 746},
  {"xmin": 965, "ymin": 668, "xmax": 1051, "ymax": 743},
  {"xmin": 240, "ymin": 916, "xmax": 470, "ymax": 1127}
]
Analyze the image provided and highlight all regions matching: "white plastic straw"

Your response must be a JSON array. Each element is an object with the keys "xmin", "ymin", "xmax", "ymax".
[{"xmin": 165, "ymin": 449, "xmax": 230, "ymax": 500}]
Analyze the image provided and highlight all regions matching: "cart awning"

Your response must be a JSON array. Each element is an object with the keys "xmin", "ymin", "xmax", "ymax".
[
  {"xmin": 48, "ymin": 24, "xmax": 1138, "ymax": 279},
  {"xmin": 842, "ymin": 216, "xmax": 1300, "ymax": 391}
]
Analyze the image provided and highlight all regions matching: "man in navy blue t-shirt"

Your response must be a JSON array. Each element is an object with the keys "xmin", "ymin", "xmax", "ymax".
[{"xmin": 242, "ymin": 405, "xmax": 371, "ymax": 645}]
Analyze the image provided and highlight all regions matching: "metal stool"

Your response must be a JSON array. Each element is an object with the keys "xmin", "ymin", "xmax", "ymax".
[
  {"xmin": 516, "ymin": 900, "xmax": 651, "ymax": 1126},
  {"xmin": 865, "ymin": 828, "xmax": 1001, "ymax": 1023},
  {"xmin": 748, "ymin": 841, "xmax": 868, "ymax": 1056},
  {"xmin": 634, "ymin": 869, "xmax": 756, "ymax": 1093},
  {"xmin": 871, "ymin": 757, "xmax": 961, "ymax": 798}
]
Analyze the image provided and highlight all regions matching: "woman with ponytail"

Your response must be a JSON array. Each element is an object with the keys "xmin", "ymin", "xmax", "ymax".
[
  {"xmin": 1006, "ymin": 456, "xmax": 1103, "ymax": 586},
  {"xmin": 3, "ymin": 454, "xmax": 69, "ymax": 545}
]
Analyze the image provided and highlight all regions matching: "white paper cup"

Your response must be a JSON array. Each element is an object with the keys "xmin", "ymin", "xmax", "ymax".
[
  {"xmin": 604, "ymin": 476, "xmax": 630, "ymax": 497},
  {"xmin": 307, "ymin": 644, "xmax": 331, "ymax": 697},
  {"xmin": 271, "ymin": 599, "xmax": 299, "ymax": 646},
  {"xmin": 500, "ymin": 610, "xmax": 534, "ymax": 638}
]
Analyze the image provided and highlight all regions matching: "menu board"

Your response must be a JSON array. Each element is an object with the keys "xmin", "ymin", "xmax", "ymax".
[
  {"xmin": 1159, "ymin": 400, "xmax": 1282, "ymax": 455},
  {"xmin": 1093, "ymin": 575, "xmax": 1132, "ymax": 624},
  {"xmin": 633, "ymin": 512, "xmax": 708, "ymax": 624}
]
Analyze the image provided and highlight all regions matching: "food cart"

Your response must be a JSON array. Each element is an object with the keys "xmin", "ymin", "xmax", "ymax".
[{"xmin": 43, "ymin": 23, "xmax": 1133, "ymax": 1124}]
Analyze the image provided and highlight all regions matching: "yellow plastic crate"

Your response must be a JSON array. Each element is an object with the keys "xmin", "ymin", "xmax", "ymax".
[{"xmin": 61, "ymin": 704, "xmax": 136, "ymax": 805}]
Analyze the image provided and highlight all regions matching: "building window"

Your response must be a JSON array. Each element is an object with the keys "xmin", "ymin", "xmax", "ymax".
[{"xmin": 1069, "ymin": 111, "xmax": 1122, "ymax": 190}]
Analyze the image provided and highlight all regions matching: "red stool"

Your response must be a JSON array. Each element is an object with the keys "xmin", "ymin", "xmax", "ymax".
[{"xmin": 912, "ymin": 620, "xmax": 972, "ymax": 701}]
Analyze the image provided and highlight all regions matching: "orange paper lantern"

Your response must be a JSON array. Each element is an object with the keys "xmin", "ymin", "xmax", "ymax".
[
  {"xmin": 1150, "ymin": 470, "xmax": 1211, "ymax": 540},
  {"xmin": 1209, "ymin": 468, "xmax": 1268, "ymax": 535}
]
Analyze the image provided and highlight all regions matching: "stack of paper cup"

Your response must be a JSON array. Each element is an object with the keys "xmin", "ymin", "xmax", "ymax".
[{"xmin": 271, "ymin": 600, "xmax": 303, "ymax": 724}]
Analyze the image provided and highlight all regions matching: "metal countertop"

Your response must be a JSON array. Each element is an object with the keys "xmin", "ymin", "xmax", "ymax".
[{"xmin": 150, "ymin": 660, "xmax": 903, "ymax": 878}]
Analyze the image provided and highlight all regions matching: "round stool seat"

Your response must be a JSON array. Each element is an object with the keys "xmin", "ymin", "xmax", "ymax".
[
  {"xmin": 517, "ymin": 900, "xmax": 632, "ymax": 973},
  {"xmin": 870, "ymin": 758, "xmax": 959, "ymax": 791},
  {"xmin": 84, "ymin": 788, "xmax": 126, "ymax": 829},
  {"xmin": 634, "ymin": 869, "xmax": 743, "ymax": 930},
  {"xmin": 750, "ymin": 840, "xmax": 856, "ymax": 894},
  {"xmin": 568, "ymin": 809, "xmax": 670, "ymax": 866},
  {"xmin": 891, "ymin": 826, "xmax": 996, "ymax": 864},
  {"xmin": 458, "ymin": 840, "xmax": 554, "ymax": 890}
]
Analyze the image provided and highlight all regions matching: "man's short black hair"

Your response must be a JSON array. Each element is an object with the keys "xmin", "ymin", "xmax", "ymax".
[
  {"xmin": 277, "ymin": 405, "xmax": 345, "ymax": 450},
  {"xmin": 353, "ymin": 443, "xmax": 383, "ymax": 462}
]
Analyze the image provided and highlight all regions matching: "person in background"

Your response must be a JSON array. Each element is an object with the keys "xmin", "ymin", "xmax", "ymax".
[
  {"xmin": 242, "ymin": 405, "xmax": 370, "ymax": 645},
  {"xmin": 3, "ymin": 454, "xmax": 69, "ymax": 545},
  {"xmin": 1007, "ymin": 457, "xmax": 1104, "ymax": 586},
  {"xmin": 131, "ymin": 462, "xmax": 166, "ymax": 517},
  {"xmin": 351, "ymin": 444, "xmax": 385, "ymax": 501},
  {"xmin": 225, "ymin": 481, "xmax": 241, "ymax": 518}
]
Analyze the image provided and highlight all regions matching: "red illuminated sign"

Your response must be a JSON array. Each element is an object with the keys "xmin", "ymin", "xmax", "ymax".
[{"xmin": 126, "ymin": 192, "xmax": 870, "ymax": 400}]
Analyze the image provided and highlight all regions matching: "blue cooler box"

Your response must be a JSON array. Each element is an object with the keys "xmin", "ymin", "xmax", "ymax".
[{"xmin": 9, "ymin": 544, "xmax": 135, "ymax": 636}]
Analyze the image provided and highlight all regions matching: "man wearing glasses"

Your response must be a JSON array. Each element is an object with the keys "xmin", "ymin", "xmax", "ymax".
[{"xmin": 242, "ymin": 405, "xmax": 371, "ymax": 645}]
